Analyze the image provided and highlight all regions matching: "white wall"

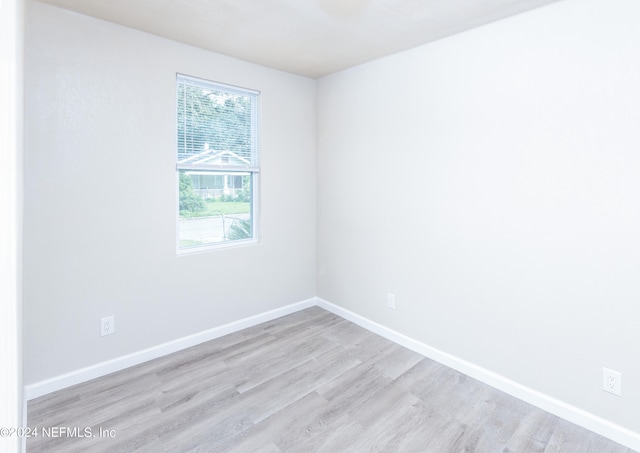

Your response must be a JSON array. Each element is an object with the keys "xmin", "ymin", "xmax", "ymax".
[
  {"xmin": 0, "ymin": 0, "xmax": 23, "ymax": 451},
  {"xmin": 24, "ymin": 1, "xmax": 316, "ymax": 385},
  {"xmin": 318, "ymin": 0, "xmax": 640, "ymax": 436}
]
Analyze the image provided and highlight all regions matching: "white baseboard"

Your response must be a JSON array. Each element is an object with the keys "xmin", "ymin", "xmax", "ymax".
[
  {"xmin": 24, "ymin": 298, "xmax": 316, "ymax": 401},
  {"xmin": 316, "ymin": 297, "xmax": 640, "ymax": 452}
]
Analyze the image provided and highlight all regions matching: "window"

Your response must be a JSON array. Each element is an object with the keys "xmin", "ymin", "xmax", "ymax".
[{"xmin": 176, "ymin": 74, "xmax": 260, "ymax": 251}]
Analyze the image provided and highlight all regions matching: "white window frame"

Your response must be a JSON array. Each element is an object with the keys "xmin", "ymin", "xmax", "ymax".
[{"xmin": 176, "ymin": 74, "xmax": 260, "ymax": 254}]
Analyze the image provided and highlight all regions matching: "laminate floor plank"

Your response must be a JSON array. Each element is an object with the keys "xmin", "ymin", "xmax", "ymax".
[
  {"xmin": 156, "ymin": 333, "xmax": 277, "ymax": 382},
  {"xmin": 27, "ymin": 307, "xmax": 637, "ymax": 453},
  {"xmin": 315, "ymin": 361, "xmax": 392, "ymax": 403},
  {"xmin": 544, "ymin": 418, "xmax": 634, "ymax": 453},
  {"xmin": 244, "ymin": 345, "xmax": 361, "ymax": 424},
  {"xmin": 370, "ymin": 343, "xmax": 424, "ymax": 380},
  {"xmin": 473, "ymin": 388, "xmax": 542, "ymax": 451},
  {"xmin": 503, "ymin": 408, "xmax": 560, "ymax": 453},
  {"xmin": 213, "ymin": 392, "xmax": 331, "ymax": 453},
  {"xmin": 233, "ymin": 333, "xmax": 337, "ymax": 394},
  {"xmin": 348, "ymin": 380, "xmax": 421, "ymax": 429},
  {"xmin": 365, "ymin": 405, "xmax": 439, "ymax": 452},
  {"xmin": 353, "ymin": 392, "xmax": 443, "ymax": 452},
  {"xmin": 270, "ymin": 396, "xmax": 351, "ymax": 452},
  {"xmin": 344, "ymin": 330, "xmax": 398, "ymax": 364},
  {"xmin": 299, "ymin": 418, "xmax": 366, "ymax": 453}
]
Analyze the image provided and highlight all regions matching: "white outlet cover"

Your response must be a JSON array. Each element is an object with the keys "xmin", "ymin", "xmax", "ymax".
[
  {"xmin": 603, "ymin": 367, "xmax": 622, "ymax": 396},
  {"xmin": 386, "ymin": 293, "xmax": 396, "ymax": 310},
  {"xmin": 101, "ymin": 316, "xmax": 115, "ymax": 336}
]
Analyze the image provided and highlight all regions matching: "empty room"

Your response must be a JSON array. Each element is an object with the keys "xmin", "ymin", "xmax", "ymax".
[{"xmin": 2, "ymin": 0, "xmax": 640, "ymax": 451}]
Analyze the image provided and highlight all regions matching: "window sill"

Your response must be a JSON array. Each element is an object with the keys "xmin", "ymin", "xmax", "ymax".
[{"xmin": 176, "ymin": 237, "xmax": 259, "ymax": 256}]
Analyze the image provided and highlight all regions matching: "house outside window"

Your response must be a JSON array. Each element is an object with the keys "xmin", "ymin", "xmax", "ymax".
[{"xmin": 176, "ymin": 74, "xmax": 260, "ymax": 251}]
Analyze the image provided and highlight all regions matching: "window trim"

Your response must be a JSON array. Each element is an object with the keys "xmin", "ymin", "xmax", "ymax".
[{"xmin": 175, "ymin": 74, "xmax": 260, "ymax": 254}]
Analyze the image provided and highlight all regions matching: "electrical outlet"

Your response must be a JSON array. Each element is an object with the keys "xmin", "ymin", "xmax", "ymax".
[
  {"xmin": 603, "ymin": 367, "xmax": 621, "ymax": 396},
  {"xmin": 101, "ymin": 316, "xmax": 115, "ymax": 336},
  {"xmin": 386, "ymin": 293, "xmax": 396, "ymax": 310}
]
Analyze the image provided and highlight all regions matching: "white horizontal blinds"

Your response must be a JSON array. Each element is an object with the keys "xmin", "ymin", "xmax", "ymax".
[{"xmin": 176, "ymin": 74, "xmax": 259, "ymax": 172}]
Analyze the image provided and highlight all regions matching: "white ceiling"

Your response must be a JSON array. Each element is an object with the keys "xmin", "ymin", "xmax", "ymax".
[{"xmin": 36, "ymin": 0, "xmax": 561, "ymax": 78}]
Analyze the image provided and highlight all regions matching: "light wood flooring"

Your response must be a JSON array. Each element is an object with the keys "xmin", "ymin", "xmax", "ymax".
[{"xmin": 27, "ymin": 307, "xmax": 636, "ymax": 452}]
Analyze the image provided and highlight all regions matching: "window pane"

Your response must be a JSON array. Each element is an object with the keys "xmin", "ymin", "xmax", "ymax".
[
  {"xmin": 178, "ymin": 170, "xmax": 252, "ymax": 248},
  {"xmin": 177, "ymin": 77, "xmax": 257, "ymax": 166},
  {"xmin": 176, "ymin": 75, "xmax": 259, "ymax": 251}
]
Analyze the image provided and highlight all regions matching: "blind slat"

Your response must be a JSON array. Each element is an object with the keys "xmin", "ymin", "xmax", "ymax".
[{"xmin": 176, "ymin": 74, "xmax": 259, "ymax": 169}]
